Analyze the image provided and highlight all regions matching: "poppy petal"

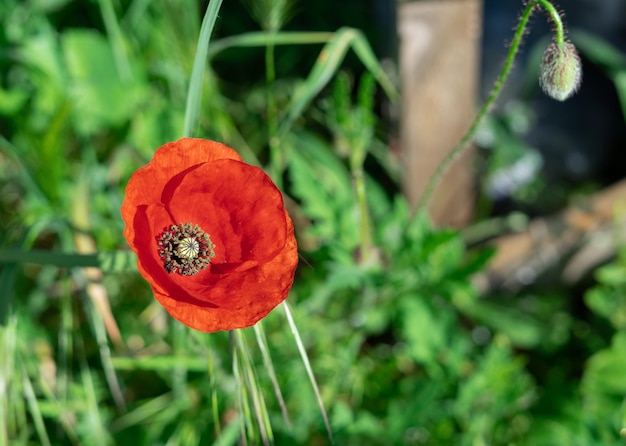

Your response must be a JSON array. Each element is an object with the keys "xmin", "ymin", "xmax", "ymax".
[
  {"xmin": 163, "ymin": 159, "xmax": 288, "ymax": 266},
  {"xmin": 153, "ymin": 217, "xmax": 298, "ymax": 332},
  {"xmin": 121, "ymin": 138, "xmax": 298, "ymax": 332},
  {"xmin": 122, "ymin": 138, "xmax": 243, "ymax": 231}
]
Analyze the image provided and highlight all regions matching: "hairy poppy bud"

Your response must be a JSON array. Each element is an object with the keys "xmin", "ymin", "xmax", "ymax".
[{"xmin": 538, "ymin": 41, "xmax": 582, "ymax": 101}]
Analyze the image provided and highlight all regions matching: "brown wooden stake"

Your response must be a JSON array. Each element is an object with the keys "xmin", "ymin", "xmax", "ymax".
[{"xmin": 398, "ymin": 0, "xmax": 482, "ymax": 227}]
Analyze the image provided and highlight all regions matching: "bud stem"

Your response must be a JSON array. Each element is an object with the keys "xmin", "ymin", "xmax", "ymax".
[
  {"xmin": 536, "ymin": 0, "xmax": 565, "ymax": 44},
  {"xmin": 416, "ymin": 0, "xmax": 566, "ymax": 215}
]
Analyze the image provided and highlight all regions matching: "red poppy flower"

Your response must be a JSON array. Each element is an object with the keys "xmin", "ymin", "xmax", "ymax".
[{"xmin": 121, "ymin": 138, "xmax": 298, "ymax": 332}]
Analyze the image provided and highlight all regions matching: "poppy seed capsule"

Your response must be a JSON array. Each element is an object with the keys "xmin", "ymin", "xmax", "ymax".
[
  {"xmin": 539, "ymin": 41, "xmax": 582, "ymax": 101},
  {"xmin": 157, "ymin": 223, "xmax": 215, "ymax": 276}
]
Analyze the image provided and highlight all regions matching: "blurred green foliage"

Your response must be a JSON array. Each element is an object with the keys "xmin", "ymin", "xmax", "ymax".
[{"xmin": 0, "ymin": 0, "xmax": 625, "ymax": 445}]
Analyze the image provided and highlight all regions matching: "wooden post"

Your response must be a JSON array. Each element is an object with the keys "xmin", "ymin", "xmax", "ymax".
[{"xmin": 398, "ymin": 0, "xmax": 482, "ymax": 227}]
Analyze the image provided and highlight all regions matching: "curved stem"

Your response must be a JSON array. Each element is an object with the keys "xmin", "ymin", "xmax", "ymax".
[
  {"xmin": 416, "ymin": 1, "xmax": 537, "ymax": 214},
  {"xmin": 416, "ymin": 0, "xmax": 565, "ymax": 215},
  {"xmin": 537, "ymin": 0, "xmax": 565, "ymax": 44}
]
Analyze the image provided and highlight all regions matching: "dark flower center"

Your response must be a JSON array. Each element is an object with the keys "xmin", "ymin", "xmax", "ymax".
[{"xmin": 156, "ymin": 223, "xmax": 215, "ymax": 276}]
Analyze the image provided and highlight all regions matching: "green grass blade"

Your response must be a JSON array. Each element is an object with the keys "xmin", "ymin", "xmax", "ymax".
[
  {"xmin": 213, "ymin": 415, "xmax": 242, "ymax": 446},
  {"xmin": 0, "ymin": 317, "xmax": 18, "ymax": 445},
  {"xmin": 183, "ymin": 0, "xmax": 224, "ymax": 137},
  {"xmin": 97, "ymin": 0, "xmax": 132, "ymax": 80},
  {"xmin": 253, "ymin": 323, "xmax": 291, "ymax": 428},
  {"xmin": 25, "ymin": 337, "xmax": 80, "ymax": 443},
  {"xmin": 279, "ymin": 27, "xmax": 398, "ymax": 136},
  {"xmin": 82, "ymin": 282, "xmax": 126, "ymax": 411},
  {"xmin": 0, "ymin": 249, "xmax": 98, "ymax": 267},
  {"xmin": 58, "ymin": 290, "xmax": 72, "ymax": 433},
  {"xmin": 97, "ymin": 251, "xmax": 138, "ymax": 272},
  {"xmin": 0, "ymin": 135, "xmax": 49, "ymax": 206},
  {"xmin": 167, "ymin": 419, "xmax": 200, "ymax": 446},
  {"xmin": 207, "ymin": 31, "xmax": 334, "ymax": 58},
  {"xmin": 111, "ymin": 355, "xmax": 208, "ymax": 371},
  {"xmin": 234, "ymin": 330, "xmax": 272, "ymax": 446},
  {"xmin": 20, "ymin": 363, "xmax": 51, "ymax": 446},
  {"xmin": 77, "ymin": 335, "xmax": 111, "ymax": 446},
  {"xmin": 110, "ymin": 393, "xmax": 172, "ymax": 431},
  {"xmin": 231, "ymin": 331, "xmax": 252, "ymax": 445},
  {"xmin": 282, "ymin": 302, "xmax": 334, "ymax": 444},
  {"xmin": 279, "ymin": 29, "xmax": 353, "ymax": 134},
  {"xmin": 0, "ymin": 264, "xmax": 17, "ymax": 326},
  {"xmin": 172, "ymin": 323, "xmax": 189, "ymax": 403},
  {"xmin": 206, "ymin": 336, "xmax": 222, "ymax": 438},
  {"xmin": 0, "ymin": 249, "xmax": 137, "ymax": 273},
  {"xmin": 349, "ymin": 28, "xmax": 399, "ymax": 101}
]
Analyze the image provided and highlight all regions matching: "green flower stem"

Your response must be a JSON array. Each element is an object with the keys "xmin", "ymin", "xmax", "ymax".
[
  {"xmin": 352, "ymin": 167, "xmax": 373, "ymax": 263},
  {"xmin": 205, "ymin": 336, "xmax": 222, "ymax": 439},
  {"xmin": 97, "ymin": 0, "xmax": 131, "ymax": 80},
  {"xmin": 417, "ymin": 0, "xmax": 562, "ymax": 215},
  {"xmin": 537, "ymin": 0, "xmax": 565, "ymax": 44},
  {"xmin": 172, "ymin": 323, "xmax": 188, "ymax": 402},
  {"xmin": 265, "ymin": 32, "xmax": 282, "ymax": 187},
  {"xmin": 183, "ymin": 0, "xmax": 223, "ymax": 137}
]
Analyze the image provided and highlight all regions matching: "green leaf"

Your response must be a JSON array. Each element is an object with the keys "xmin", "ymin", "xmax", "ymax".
[
  {"xmin": 286, "ymin": 133, "xmax": 357, "ymax": 248},
  {"xmin": 459, "ymin": 296, "xmax": 571, "ymax": 350},
  {"xmin": 455, "ymin": 338, "xmax": 535, "ymax": 443},
  {"xmin": 18, "ymin": 33, "xmax": 67, "ymax": 117},
  {"xmin": 61, "ymin": 29, "xmax": 146, "ymax": 134},
  {"xmin": 581, "ymin": 332, "xmax": 626, "ymax": 437},
  {"xmin": 399, "ymin": 296, "xmax": 467, "ymax": 377},
  {"xmin": 583, "ymin": 332, "xmax": 626, "ymax": 396}
]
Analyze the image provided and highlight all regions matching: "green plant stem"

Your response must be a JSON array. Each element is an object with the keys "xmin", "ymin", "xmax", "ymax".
[
  {"xmin": 282, "ymin": 302, "xmax": 334, "ymax": 444},
  {"xmin": 183, "ymin": 0, "xmax": 224, "ymax": 137},
  {"xmin": 253, "ymin": 323, "xmax": 291, "ymax": 428},
  {"xmin": 352, "ymin": 167, "xmax": 373, "ymax": 263},
  {"xmin": 172, "ymin": 323, "xmax": 188, "ymax": 402},
  {"xmin": 417, "ymin": 0, "xmax": 562, "ymax": 214},
  {"xmin": 537, "ymin": 0, "xmax": 565, "ymax": 44},
  {"xmin": 265, "ymin": 33, "xmax": 282, "ymax": 187},
  {"xmin": 97, "ymin": 0, "xmax": 131, "ymax": 80},
  {"xmin": 206, "ymin": 337, "xmax": 221, "ymax": 439}
]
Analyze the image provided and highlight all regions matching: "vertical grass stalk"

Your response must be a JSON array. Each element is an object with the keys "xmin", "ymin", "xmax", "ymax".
[
  {"xmin": 97, "ymin": 0, "xmax": 132, "ymax": 80},
  {"xmin": 20, "ymin": 363, "xmax": 51, "ymax": 446},
  {"xmin": 253, "ymin": 323, "xmax": 292, "ymax": 428},
  {"xmin": 352, "ymin": 167, "xmax": 374, "ymax": 263},
  {"xmin": 0, "ymin": 317, "xmax": 18, "ymax": 446},
  {"xmin": 206, "ymin": 336, "xmax": 222, "ymax": 439},
  {"xmin": 172, "ymin": 322, "xmax": 188, "ymax": 403},
  {"xmin": 183, "ymin": 0, "xmax": 224, "ymax": 137},
  {"xmin": 266, "ymin": 34, "xmax": 283, "ymax": 187},
  {"xmin": 234, "ymin": 330, "xmax": 273, "ymax": 446},
  {"xmin": 231, "ymin": 331, "xmax": 253, "ymax": 445},
  {"xmin": 282, "ymin": 302, "xmax": 334, "ymax": 444}
]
